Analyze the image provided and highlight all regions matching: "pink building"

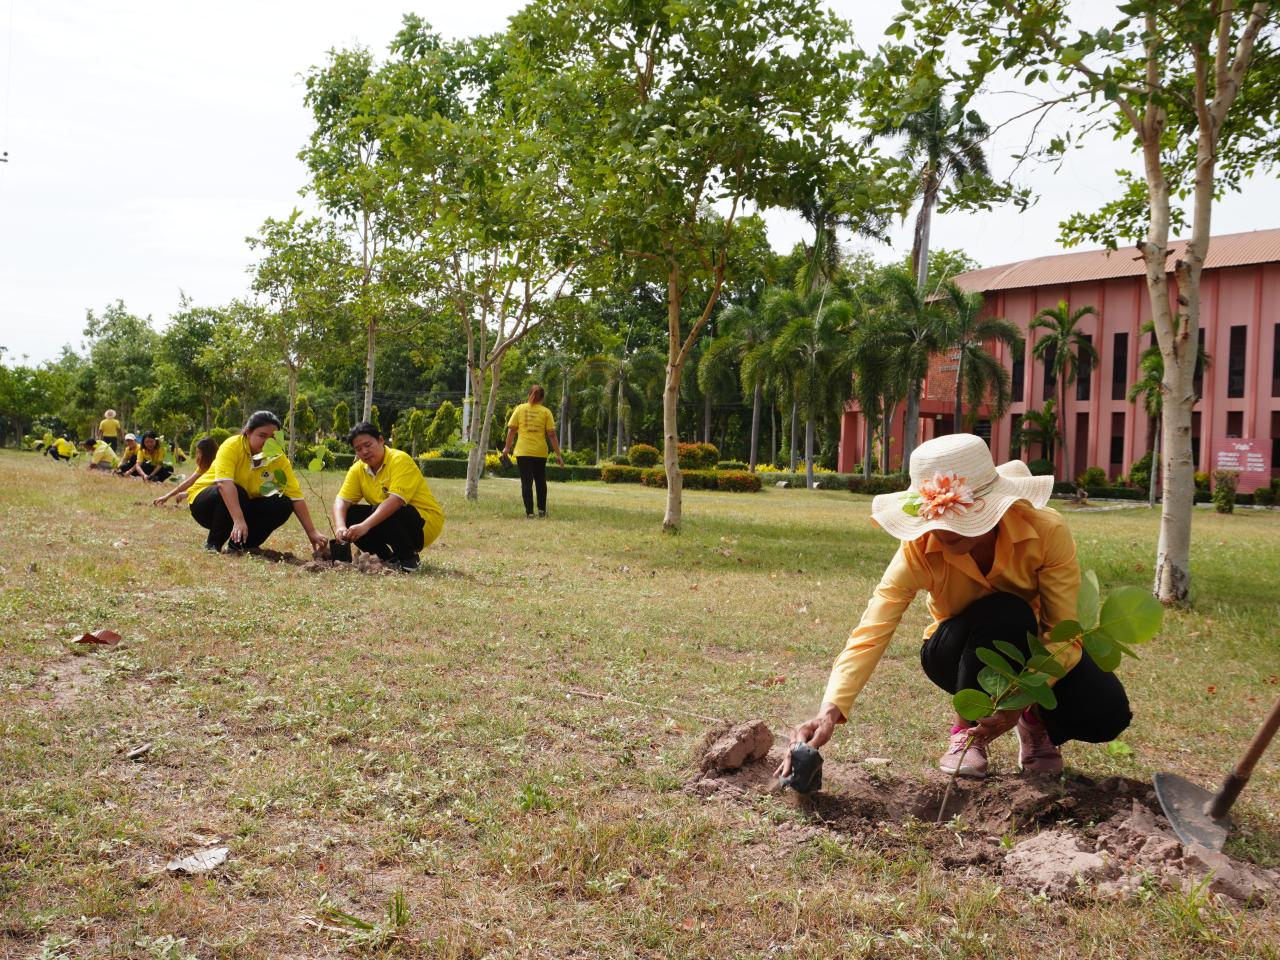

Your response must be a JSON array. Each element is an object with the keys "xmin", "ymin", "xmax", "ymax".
[{"xmin": 838, "ymin": 228, "xmax": 1280, "ymax": 492}]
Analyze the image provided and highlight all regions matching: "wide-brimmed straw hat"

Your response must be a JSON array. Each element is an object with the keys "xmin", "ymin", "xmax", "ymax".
[
  {"xmin": 104, "ymin": 409, "xmax": 117, "ymax": 418},
  {"xmin": 870, "ymin": 434, "xmax": 1054, "ymax": 540}
]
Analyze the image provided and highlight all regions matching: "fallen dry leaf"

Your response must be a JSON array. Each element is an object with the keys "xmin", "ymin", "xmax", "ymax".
[
  {"xmin": 1206, "ymin": 685, "xmax": 1217, "ymax": 695},
  {"xmin": 73, "ymin": 629, "xmax": 121, "ymax": 646},
  {"xmin": 165, "ymin": 846, "xmax": 228, "ymax": 875},
  {"xmin": 112, "ymin": 538, "xmax": 129, "ymax": 549}
]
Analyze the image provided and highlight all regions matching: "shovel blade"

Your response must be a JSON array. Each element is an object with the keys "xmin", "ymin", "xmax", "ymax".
[{"xmin": 1153, "ymin": 772, "xmax": 1230, "ymax": 852}]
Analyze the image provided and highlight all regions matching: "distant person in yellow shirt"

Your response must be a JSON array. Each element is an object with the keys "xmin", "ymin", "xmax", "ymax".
[
  {"xmin": 47, "ymin": 435, "xmax": 78, "ymax": 461},
  {"xmin": 98, "ymin": 409, "xmax": 123, "ymax": 451},
  {"xmin": 187, "ymin": 411, "xmax": 328, "ymax": 554},
  {"xmin": 333, "ymin": 421, "xmax": 444, "ymax": 572},
  {"xmin": 82, "ymin": 438, "xmax": 120, "ymax": 471},
  {"xmin": 153, "ymin": 437, "xmax": 218, "ymax": 506},
  {"xmin": 123, "ymin": 431, "xmax": 173, "ymax": 483},
  {"xmin": 780, "ymin": 434, "xmax": 1131, "ymax": 782},
  {"xmin": 116, "ymin": 434, "xmax": 140, "ymax": 476},
  {"xmin": 501, "ymin": 385, "xmax": 564, "ymax": 518}
]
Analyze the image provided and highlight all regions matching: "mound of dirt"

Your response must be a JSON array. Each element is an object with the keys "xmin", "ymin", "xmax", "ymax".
[
  {"xmin": 687, "ymin": 729, "xmax": 1280, "ymax": 906},
  {"xmin": 300, "ymin": 552, "xmax": 400, "ymax": 575}
]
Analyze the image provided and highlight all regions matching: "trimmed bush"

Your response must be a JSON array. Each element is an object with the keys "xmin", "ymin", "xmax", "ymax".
[
  {"xmin": 641, "ymin": 468, "xmax": 717, "ymax": 490},
  {"xmin": 1127, "ymin": 451, "xmax": 1153, "ymax": 491},
  {"xmin": 602, "ymin": 465, "xmax": 645, "ymax": 483},
  {"xmin": 1194, "ymin": 471, "xmax": 1211, "ymax": 492},
  {"xmin": 333, "ymin": 453, "xmax": 355, "ymax": 471},
  {"xmin": 628, "ymin": 443, "xmax": 660, "ymax": 467},
  {"xmin": 1077, "ymin": 466, "xmax": 1107, "ymax": 487},
  {"xmin": 1212, "ymin": 469, "xmax": 1238, "ymax": 514},
  {"xmin": 1253, "ymin": 486, "xmax": 1275, "ymax": 507},
  {"xmin": 608, "ymin": 454, "xmax": 630, "ymax": 465},
  {"xmin": 716, "ymin": 460, "xmax": 748, "ymax": 471},
  {"xmin": 545, "ymin": 464, "xmax": 602, "ymax": 482},
  {"xmin": 716, "ymin": 470, "xmax": 762, "ymax": 492},
  {"xmin": 675, "ymin": 442, "xmax": 719, "ymax": 470},
  {"xmin": 418, "ymin": 457, "xmax": 470, "ymax": 479},
  {"xmin": 301, "ymin": 443, "xmax": 336, "ymax": 469},
  {"xmin": 846, "ymin": 473, "xmax": 909, "ymax": 495},
  {"xmin": 1027, "ymin": 459, "xmax": 1055, "ymax": 477},
  {"xmin": 561, "ymin": 448, "xmax": 595, "ymax": 466}
]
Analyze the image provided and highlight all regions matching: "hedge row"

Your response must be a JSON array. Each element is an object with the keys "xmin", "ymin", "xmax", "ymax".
[
  {"xmin": 639, "ymin": 468, "xmax": 761, "ymax": 492},
  {"xmin": 418, "ymin": 457, "xmax": 603, "ymax": 482},
  {"xmin": 1050, "ymin": 482, "xmax": 1259, "ymax": 505}
]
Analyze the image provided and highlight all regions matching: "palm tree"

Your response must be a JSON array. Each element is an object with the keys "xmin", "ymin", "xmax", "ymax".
[
  {"xmin": 698, "ymin": 303, "xmax": 778, "ymax": 470},
  {"xmin": 770, "ymin": 291, "xmax": 856, "ymax": 488},
  {"xmin": 1014, "ymin": 399, "xmax": 1063, "ymax": 466},
  {"xmin": 849, "ymin": 310, "xmax": 910, "ymax": 478},
  {"xmin": 878, "ymin": 266, "xmax": 950, "ymax": 468},
  {"xmin": 533, "ymin": 350, "xmax": 579, "ymax": 450},
  {"xmin": 941, "ymin": 281, "xmax": 1024, "ymax": 431},
  {"xmin": 876, "ymin": 93, "xmax": 991, "ymax": 292},
  {"xmin": 1030, "ymin": 300, "xmax": 1100, "ymax": 481},
  {"xmin": 793, "ymin": 167, "xmax": 891, "ymax": 297},
  {"xmin": 577, "ymin": 344, "xmax": 664, "ymax": 457}
]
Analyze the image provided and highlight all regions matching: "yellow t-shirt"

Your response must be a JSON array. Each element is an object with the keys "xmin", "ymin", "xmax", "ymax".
[
  {"xmin": 99, "ymin": 418, "xmax": 122, "ymax": 438},
  {"xmin": 188, "ymin": 435, "xmax": 303, "ymax": 501},
  {"xmin": 140, "ymin": 442, "xmax": 167, "ymax": 466},
  {"xmin": 822, "ymin": 501, "xmax": 1082, "ymax": 719},
  {"xmin": 53, "ymin": 438, "xmax": 77, "ymax": 457},
  {"xmin": 338, "ymin": 447, "xmax": 444, "ymax": 529},
  {"xmin": 89, "ymin": 441, "xmax": 119, "ymax": 467},
  {"xmin": 508, "ymin": 402, "xmax": 555, "ymax": 458}
]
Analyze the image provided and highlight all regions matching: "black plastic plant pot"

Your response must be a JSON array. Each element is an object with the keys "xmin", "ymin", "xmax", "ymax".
[
  {"xmin": 328, "ymin": 539, "xmax": 353, "ymax": 563},
  {"xmin": 780, "ymin": 743, "xmax": 823, "ymax": 794}
]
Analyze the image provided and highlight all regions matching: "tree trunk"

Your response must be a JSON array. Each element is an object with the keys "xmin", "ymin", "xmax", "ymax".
[
  {"xmin": 465, "ymin": 364, "xmax": 499, "ymax": 500},
  {"xmin": 1148, "ymin": 416, "xmax": 1161, "ymax": 507},
  {"xmin": 287, "ymin": 367, "xmax": 298, "ymax": 462},
  {"xmin": 770, "ymin": 403, "xmax": 777, "ymax": 466},
  {"xmin": 863, "ymin": 411, "xmax": 874, "ymax": 479},
  {"xmin": 362, "ymin": 317, "xmax": 377, "ymax": 421},
  {"xmin": 662, "ymin": 270, "xmax": 685, "ymax": 533},
  {"xmin": 748, "ymin": 382, "xmax": 762, "ymax": 471},
  {"xmin": 804, "ymin": 418, "xmax": 815, "ymax": 489},
  {"xmin": 1059, "ymin": 375, "xmax": 1071, "ymax": 481},
  {"xmin": 560, "ymin": 372, "xmax": 570, "ymax": 449},
  {"xmin": 788, "ymin": 400, "xmax": 798, "ymax": 472},
  {"xmin": 902, "ymin": 384, "xmax": 921, "ymax": 469},
  {"xmin": 615, "ymin": 379, "xmax": 625, "ymax": 457},
  {"xmin": 911, "ymin": 172, "xmax": 938, "ymax": 292},
  {"xmin": 703, "ymin": 391, "xmax": 711, "ymax": 444},
  {"xmin": 461, "ymin": 366, "xmax": 472, "ymax": 442}
]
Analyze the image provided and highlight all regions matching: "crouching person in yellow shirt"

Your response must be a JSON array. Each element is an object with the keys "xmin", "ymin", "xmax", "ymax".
[
  {"xmin": 82, "ymin": 438, "xmax": 120, "ymax": 471},
  {"xmin": 780, "ymin": 434, "xmax": 1131, "ymax": 783},
  {"xmin": 187, "ymin": 411, "xmax": 328, "ymax": 554},
  {"xmin": 333, "ymin": 421, "xmax": 443, "ymax": 572}
]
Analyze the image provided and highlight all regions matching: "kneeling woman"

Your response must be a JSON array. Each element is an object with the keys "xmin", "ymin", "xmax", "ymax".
[
  {"xmin": 130, "ymin": 431, "xmax": 173, "ymax": 483},
  {"xmin": 781, "ymin": 434, "xmax": 1131, "ymax": 781},
  {"xmin": 188, "ymin": 411, "xmax": 328, "ymax": 553},
  {"xmin": 333, "ymin": 421, "xmax": 443, "ymax": 571}
]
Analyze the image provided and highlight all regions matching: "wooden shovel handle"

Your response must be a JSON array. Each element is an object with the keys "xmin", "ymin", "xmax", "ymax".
[{"xmin": 1207, "ymin": 694, "xmax": 1280, "ymax": 821}]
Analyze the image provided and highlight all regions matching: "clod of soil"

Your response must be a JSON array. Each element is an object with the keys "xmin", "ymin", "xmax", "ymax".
[
  {"xmin": 698, "ymin": 720, "xmax": 773, "ymax": 773},
  {"xmin": 688, "ymin": 724, "xmax": 1280, "ymax": 906}
]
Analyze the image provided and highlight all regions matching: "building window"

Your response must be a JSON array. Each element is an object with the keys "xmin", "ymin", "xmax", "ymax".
[
  {"xmin": 1110, "ymin": 412, "xmax": 1125, "ymax": 471},
  {"xmin": 1226, "ymin": 410, "xmax": 1244, "ymax": 438},
  {"xmin": 1272, "ymin": 411, "xmax": 1280, "ymax": 478},
  {"xmin": 1192, "ymin": 411, "xmax": 1202, "ymax": 469},
  {"xmin": 1112, "ymin": 332, "xmax": 1129, "ymax": 401},
  {"xmin": 1194, "ymin": 328, "xmax": 1206, "ymax": 398},
  {"xmin": 1042, "ymin": 343, "xmax": 1057, "ymax": 401},
  {"xmin": 1077, "ymin": 334, "xmax": 1092, "ymax": 401},
  {"xmin": 1011, "ymin": 352, "xmax": 1025, "ymax": 400},
  {"xmin": 1272, "ymin": 324, "xmax": 1279, "ymax": 397},
  {"xmin": 1009, "ymin": 414, "xmax": 1021, "ymax": 458},
  {"xmin": 1228, "ymin": 325, "xmax": 1247, "ymax": 398}
]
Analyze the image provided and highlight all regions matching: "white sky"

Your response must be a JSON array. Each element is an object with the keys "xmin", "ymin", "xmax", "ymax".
[{"xmin": 1, "ymin": 1, "xmax": 1278, "ymax": 364}]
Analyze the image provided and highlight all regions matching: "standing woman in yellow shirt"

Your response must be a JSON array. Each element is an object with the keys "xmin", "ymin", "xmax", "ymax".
[
  {"xmin": 187, "ymin": 411, "xmax": 328, "ymax": 554},
  {"xmin": 501, "ymin": 385, "xmax": 564, "ymax": 518},
  {"xmin": 98, "ymin": 409, "xmax": 123, "ymax": 451},
  {"xmin": 781, "ymin": 434, "xmax": 1131, "ymax": 781}
]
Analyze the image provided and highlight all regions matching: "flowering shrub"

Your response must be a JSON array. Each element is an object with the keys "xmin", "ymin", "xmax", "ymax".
[
  {"xmin": 602, "ymin": 465, "xmax": 645, "ymax": 483},
  {"xmin": 418, "ymin": 450, "xmax": 443, "ymax": 460},
  {"xmin": 716, "ymin": 471, "xmax": 762, "ymax": 492},
  {"xmin": 675, "ymin": 442, "xmax": 719, "ymax": 470},
  {"xmin": 628, "ymin": 443, "xmax": 660, "ymax": 467}
]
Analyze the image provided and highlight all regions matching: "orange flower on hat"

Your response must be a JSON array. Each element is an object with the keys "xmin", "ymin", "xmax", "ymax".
[{"xmin": 913, "ymin": 471, "xmax": 976, "ymax": 521}]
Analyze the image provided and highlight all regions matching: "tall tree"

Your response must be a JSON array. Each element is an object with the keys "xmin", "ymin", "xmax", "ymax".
[
  {"xmin": 884, "ymin": 2, "xmax": 1280, "ymax": 602},
  {"xmin": 509, "ymin": 0, "xmax": 860, "ymax": 530},
  {"xmin": 82, "ymin": 301, "xmax": 157, "ymax": 429},
  {"xmin": 699, "ymin": 303, "xmax": 779, "ymax": 471},
  {"xmin": 1029, "ymin": 300, "xmax": 1099, "ymax": 482},
  {"xmin": 941, "ymin": 281, "xmax": 1023, "ymax": 433},
  {"xmin": 878, "ymin": 266, "xmax": 950, "ymax": 468},
  {"xmin": 1014, "ymin": 399, "xmax": 1063, "ymax": 467}
]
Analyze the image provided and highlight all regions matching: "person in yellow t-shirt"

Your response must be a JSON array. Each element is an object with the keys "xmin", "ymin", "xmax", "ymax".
[
  {"xmin": 154, "ymin": 436, "xmax": 218, "ymax": 507},
  {"xmin": 779, "ymin": 434, "xmax": 1131, "ymax": 784},
  {"xmin": 98, "ymin": 409, "xmax": 123, "ymax": 451},
  {"xmin": 82, "ymin": 438, "xmax": 120, "ymax": 471},
  {"xmin": 501, "ymin": 385, "xmax": 564, "ymax": 518},
  {"xmin": 333, "ymin": 421, "xmax": 443, "ymax": 572},
  {"xmin": 188, "ymin": 411, "xmax": 328, "ymax": 554},
  {"xmin": 124, "ymin": 431, "xmax": 173, "ymax": 483},
  {"xmin": 115, "ymin": 434, "xmax": 140, "ymax": 476},
  {"xmin": 47, "ymin": 435, "xmax": 78, "ymax": 461}
]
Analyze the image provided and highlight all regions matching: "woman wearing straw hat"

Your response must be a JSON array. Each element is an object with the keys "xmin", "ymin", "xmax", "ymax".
[
  {"xmin": 781, "ymin": 433, "xmax": 1131, "ymax": 779},
  {"xmin": 98, "ymin": 409, "xmax": 123, "ymax": 451}
]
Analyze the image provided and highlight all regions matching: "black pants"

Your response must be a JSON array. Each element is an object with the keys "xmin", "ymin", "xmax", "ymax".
[
  {"xmin": 104, "ymin": 437, "xmax": 118, "ymax": 451},
  {"xmin": 517, "ymin": 456, "xmax": 547, "ymax": 514},
  {"xmin": 921, "ymin": 592, "xmax": 1131, "ymax": 746},
  {"xmin": 49, "ymin": 449, "xmax": 72, "ymax": 461},
  {"xmin": 190, "ymin": 484, "xmax": 294, "ymax": 551},
  {"xmin": 141, "ymin": 462, "xmax": 173, "ymax": 483},
  {"xmin": 116, "ymin": 455, "xmax": 137, "ymax": 475},
  {"xmin": 345, "ymin": 503, "xmax": 425, "ymax": 563}
]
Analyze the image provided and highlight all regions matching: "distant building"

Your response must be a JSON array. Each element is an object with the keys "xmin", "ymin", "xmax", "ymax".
[{"xmin": 838, "ymin": 228, "xmax": 1280, "ymax": 491}]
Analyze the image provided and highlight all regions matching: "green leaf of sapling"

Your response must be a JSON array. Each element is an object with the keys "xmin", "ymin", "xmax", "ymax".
[
  {"xmin": 1000, "ymin": 691, "xmax": 1036, "ymax": 712},
  {"xmin": 1026, "ymin": 682, "xmax": 1058, "ymax": 711},
  {"xmin": 1049, "ymin": 619, "xmax": 1084, "ymax": 647},
  {"xmin": 1083, "ymin": 632, "xmax": 1123, "ymax": 672},
  {"xmin": 977, "ymin": 666, "xmax": 1011, "ymax": 700},
  {"xmin": 1077, "ymin": 570, "xmax": 1101, "ymax": 629},
  {"xmin": 993, "ymin": 640, "xmax": 1027, "ymax": 666},
  {"xmin": 309, "ymin": 458, "xmax": 325, "ymax": 472},
  {"xmin": 1097, "ymin": 586, "xmax": 1163, "ymax": 645},
  {"xmin": 953, "ymin": 689, "xmax": 996, "ymax": 721},
  {"xmin": 975, "ymin": 647, "xmax": 1017, "ymax": 678}
]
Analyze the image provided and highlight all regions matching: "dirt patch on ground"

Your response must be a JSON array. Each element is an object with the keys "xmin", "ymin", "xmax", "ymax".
[
  {"xmin": 301, "ymin": 551, "xmax": 400, "ymax": 575},
  {"xmin": 688, "ymin": 724, "xmax": 1280, "ymax": 907},
  {"xmin": 28, "ymin": 655, "xmax": 104, "ymax": 711}
]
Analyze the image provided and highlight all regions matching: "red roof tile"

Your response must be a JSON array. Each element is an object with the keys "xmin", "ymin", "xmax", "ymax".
[{"xmin": 949, "ymin": 227, "xmax": 1280, "ymax": 293}]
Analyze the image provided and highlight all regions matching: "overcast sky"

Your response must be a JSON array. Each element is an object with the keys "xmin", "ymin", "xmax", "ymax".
[{"xmin": 2, "ymin": 1, "xmax": 1278, "ymax": 364}]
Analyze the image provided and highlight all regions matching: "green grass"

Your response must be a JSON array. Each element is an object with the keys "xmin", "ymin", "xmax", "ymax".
[{"xmin": 2, "ymin": 450, "xmax": 1278, "ymax": 957}]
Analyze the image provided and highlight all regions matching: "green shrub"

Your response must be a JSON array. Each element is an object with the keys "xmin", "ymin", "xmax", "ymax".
[
  {"xmin": 546, "ymin": 464, "xmax": 602, "ymax": 482},
  {"xmin": 1077, "ymin": 466, "xmax": 1108, "ymax": 487},
  {"xmin": 1212, "ymin": 469, "xmax": 1238, "ymax": 514},
  {"xmin": 438, "ymin": 443, "xmax": 471, "ymax": 460},
  {"xmin": 1253, "ymin": 486, "xmax": 1275, "ymax": 507},
  {"xmin": 628, "ymin": 443, "xmax": 660, "ymax": 467},
  {"xmin": 333, "ymin": 453, "xmax": 355, "ymax": 471},
  {"xmin": 1027, "ymin": 459, "xmax": 1055, "ymax": 477},
  {"xmin": 716, "ymin": 460, "xmax": 748, "ymax": 471},
  {"xmin": 846, "ymin": 473, "xmax": 910, "ymax": 495},
  {"xmin": 608, "ymin": 454, "xmax": 630, "ymax": 465},
  {"xmin": 715, "ymin": 470, "xmax": 762, "ymax": 492},
  {"xmin": 674, "ymin": 442, "xmax": 720, "ymax": 470},
  {"xmin": 209, "ymin": 427, "xmax": 232, "ymax": 447},
  {"xmin": 561, "ymin": 448, "xmax": 595, "ymax": 466},
  {"xmin": 1194, "ymin": 471, "xmax": 1211, "ymax": 492},
  {"xmin": 418, "ymin": 457, "xmax": 470, "ymax": 479},
  {"xmin": 602, "ymin": 464, "xmax": 645, "ymax": 483},
  {"xmin": 641, "ymin": 468, "xmax": 717, "ymax": 490},
  {"xmin": 1127, "ymin": 451, "xmax": 1153, "ymax": 491}
]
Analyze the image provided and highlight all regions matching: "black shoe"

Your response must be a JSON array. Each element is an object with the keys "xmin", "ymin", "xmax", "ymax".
[
  {"xmin": 397, "ymin": 554, "xmax": 421, "ymax": 573},
  {"xmin": 204, "ymin": 541, "xmax": 222, "ymax": 553},
  {"xmin": 537, "ymin": 510, "xmax": 547, "ymax": 519}
]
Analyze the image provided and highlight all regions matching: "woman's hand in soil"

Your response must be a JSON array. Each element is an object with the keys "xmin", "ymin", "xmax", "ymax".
[
  {"xmin": 151, "ymin": 494, "xmax": 169, "ymax": 506},
  {"xmin": 306, "ymin": 528, "xmax": 328, "ymax": 551},
  {"xmin": 230, "ymin": 520, "xmax": 249, "ymax": 545},
  {"xmin": 971, "ymin": 707, "xmax": 1021, "ymax": 743},
  {"xmin": 775, "ymin": 703, "xmax": 843, "ymax": 777},
  {"xmin": 334, "ymin": 525, "xmax": 350, "ymax": 543}
]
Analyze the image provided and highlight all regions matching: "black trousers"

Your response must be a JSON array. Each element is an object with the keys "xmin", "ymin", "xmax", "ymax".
[
  {"xmin": 141, "ymin": 462, "xmax": 173, "ymax": 483},
  {"xmin": 517, "ymin": 456, "xmax": 547, "ymax": 514},
  {"xmin": 116, "ymin": 455, "xmax": 137, "ymax": 475},
  {"xmin": 345, "ymin": 503, "xmax": 425, "ymax": 563},
  {"xmin": 49, "ymin": 449, "xmax": 72, "ymax": 461},
  {"xmin": 921, "ymin": 592, "xmax": 1131, "ymax": 746},
  {"xmin": 103, "ymin": 437, "xmax": 118, "ymax": 451},
  {"xmin": 190, "ymin": 484, "xmax": 293, "ymax": 551}
]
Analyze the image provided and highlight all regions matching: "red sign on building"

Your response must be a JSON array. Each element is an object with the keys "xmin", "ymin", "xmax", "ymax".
[{"xmin": 1211, "ymin": 439, "xmax": 1271, "ymax": 492}]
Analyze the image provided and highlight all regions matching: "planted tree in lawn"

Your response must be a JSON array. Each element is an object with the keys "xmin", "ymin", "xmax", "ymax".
[
  {"xmin": 884, "ymin": 1, "xmax": 1280, "ymax": 603},
  {"xmin": 1014, "ymin": 399, "xmax": 1062, "ymax": 468},
  {"xmin": 247, "ymin": 211, "xmax": 353, "ymax": 462},
  {"xmin": 1030, "ymin": 300, "xmax": 1099, "ymax": 482},
  {"xmin": 940, "ymin": 281, "xmax": 1022, "ymax": 434},
  {"xmin": 332, "ymin": 400, "xmax": 351, "ymax": 441},
  {"xmin": 508, "ymin": 0, "xmax": 860, "ymax": 531}
]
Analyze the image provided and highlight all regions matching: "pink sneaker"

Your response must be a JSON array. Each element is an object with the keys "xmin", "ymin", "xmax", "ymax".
[
  {"xmin": 939, "ymin": 727, "xmax": 988, "ymax": 778},
  {"xmin": 1017, "ymin": 709, "xmax": 1063, "ymax": 775}
]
